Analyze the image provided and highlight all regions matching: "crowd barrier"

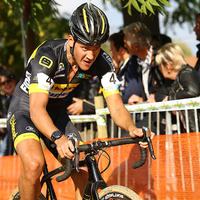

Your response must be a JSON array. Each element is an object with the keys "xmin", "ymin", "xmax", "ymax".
[
  {"xmin": 0, "ymin": 97, "xmax": 200, "ymax": 199},
  {"xmin": 1, "ymin": 133, "xmax": 200, "ymax": 200}
]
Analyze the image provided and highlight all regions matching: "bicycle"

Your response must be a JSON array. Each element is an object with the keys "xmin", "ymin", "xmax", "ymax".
[{"xmin": 9, "ymin": 126, "xmax": 156, "ymax": 200}]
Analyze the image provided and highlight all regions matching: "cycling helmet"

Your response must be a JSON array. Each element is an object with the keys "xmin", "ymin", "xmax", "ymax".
[{"xmin": 69, "ymin": 3, "xmax": 110, "ymax": 46}]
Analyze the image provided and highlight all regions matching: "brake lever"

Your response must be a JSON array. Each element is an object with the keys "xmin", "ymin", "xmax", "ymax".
[
  {"xmin": 142, "ymin": 126, "xmax": 156, "ymax": 160},
  {"xmin": 73, "ymin": 138, "xmax": 80, "ymax": 172},
  {"xmin": 67, "ymin": 134, "xmax": 80, "ymax": 172}
]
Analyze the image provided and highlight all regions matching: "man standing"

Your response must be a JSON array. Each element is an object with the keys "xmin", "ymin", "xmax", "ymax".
[
  {"xmin": 123, "ymin": 22, "xmax": 164, "ymax": 104},
  {"xmin": 193, "ymin": 13, "xmax": 200, "ymax": 74}
]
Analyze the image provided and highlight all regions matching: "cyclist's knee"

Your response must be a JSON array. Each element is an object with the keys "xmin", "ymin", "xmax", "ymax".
[{"xmin": 23, "ymin": 158, "xmax": 44, "ymax": 183}]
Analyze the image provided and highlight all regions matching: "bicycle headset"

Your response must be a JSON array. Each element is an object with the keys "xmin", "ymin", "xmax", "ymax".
[{"xmin": 69, "ymin": 2, "xmax": 110, "ymax": 59}]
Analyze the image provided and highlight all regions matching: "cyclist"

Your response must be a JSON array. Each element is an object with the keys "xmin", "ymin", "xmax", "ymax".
[{"xmin": 7, "ymin": 3, "xmax": 154, "ymax": 200}]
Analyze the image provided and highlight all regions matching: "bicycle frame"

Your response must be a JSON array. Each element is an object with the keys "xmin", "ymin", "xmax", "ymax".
[
  {"xmin": 82, "ymin": 154, "xmax": 107, "ymax": 200},
  {"xmin": 41, "ymin": 162, "xmax": 57, "ymax": 200},
  {"xmin": 40, "ymin": 153, "xmax": 108, "ymax": 200}
]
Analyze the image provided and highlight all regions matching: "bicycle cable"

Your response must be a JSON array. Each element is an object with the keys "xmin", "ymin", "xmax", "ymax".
[{"xmin": 97, "ymin": 147, "xmax": 111, "ymax": 174}]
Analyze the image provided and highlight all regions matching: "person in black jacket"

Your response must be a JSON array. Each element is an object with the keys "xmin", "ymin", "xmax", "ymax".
[
  {"xmin": 193, "ymin": 12, "xmax": 200, "ymax": 74},
  {"xmin": 123, "ymin": 22, "xmax": 165, "ymax": 104},
  {"xmin": 123, "ymin": 22, "xmax": 166, "ymax": 134},
  {"xmin": 155, "ymin": 43, "xmax": 200, "ymax": 132}
]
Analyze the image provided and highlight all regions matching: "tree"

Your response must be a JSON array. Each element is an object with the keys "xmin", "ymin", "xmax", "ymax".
[
  {"xmin": 108, "ymin": 0, "xmax": 200, "ymax": 35},
  {"xmin": 1, "ymin": 0, "xmax": 70, "ymax": 75}
]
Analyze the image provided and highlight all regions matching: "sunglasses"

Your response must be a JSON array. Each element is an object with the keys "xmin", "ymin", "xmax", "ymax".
[{"xmin": 0, "ymin": 78, "xmax": 13, "ymax": 86}]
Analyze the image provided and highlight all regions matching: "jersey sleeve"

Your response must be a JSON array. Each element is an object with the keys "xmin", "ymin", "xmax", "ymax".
[
  {"xmin": 29, "ymin": 45, "xmax": 57, "ymax": 95},
  {"xmin": 101, "ymin": 71, "xmax": 120, "ymax": 98},
  {"xmin": 93, "ymin": 50, "xmax": 120, "ymax": 98}
]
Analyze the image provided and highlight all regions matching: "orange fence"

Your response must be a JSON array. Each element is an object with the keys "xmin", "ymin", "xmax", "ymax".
[{"xmin": 1, "ymin": 132, "xmax": 200, "ymax": 200}]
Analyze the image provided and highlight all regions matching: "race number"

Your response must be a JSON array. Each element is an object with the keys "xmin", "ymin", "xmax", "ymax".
[
  {"xmin": 37, "ymin": 73, "xmax": 54, "ymax": 91},
  {"xmin": 101, "ymin": 72, "xmax": 120, "ymax": 91}
]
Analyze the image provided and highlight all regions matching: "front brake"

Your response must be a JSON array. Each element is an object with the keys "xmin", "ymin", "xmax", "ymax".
[{"xmin": 142, "ymin": 126, "xmax": 156, "ymax": 160}]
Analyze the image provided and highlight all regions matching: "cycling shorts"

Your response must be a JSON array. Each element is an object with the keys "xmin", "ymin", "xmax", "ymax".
[{"xmin": 7, "ymin": 94, "xmax": 82, "ymax": 160}]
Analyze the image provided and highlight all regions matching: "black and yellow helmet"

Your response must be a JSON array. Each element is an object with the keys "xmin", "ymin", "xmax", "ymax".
[{"xmin": 69, "ymin": 3, "xmax": 110, "ymax": 46}]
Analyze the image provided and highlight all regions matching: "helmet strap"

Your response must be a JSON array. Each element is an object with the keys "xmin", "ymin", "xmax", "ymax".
[{"xmin": 70, "ymin": 40, "xmax": 76, "ymax": 60}]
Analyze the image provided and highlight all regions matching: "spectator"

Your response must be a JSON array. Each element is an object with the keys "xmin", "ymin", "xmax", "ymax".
[
  {"xmin": 109, "ymin": 30, "xmax": 141, "ymax": 104},
  {"xmin": 123, "ymin": 22, "xmax": 166, "ymax": 133},
  {"xmin": 66, "ymin": 76, "xmax": 100, "ymax": 115},
  {"xmin": 193, "ymin": 12, "xmax": 200, "ymax": 74},
  {"xmin": 123, "ymin": 22, "xmax": 165, "ymax": 105},
  {"xmin": 151, "ymin": 34, "xmax": 172, "ymax": 49},
  {"xmin": 109, "ymin": 30, "xmax": 142, "ymax": 137},
  {"xmin": 155, "ymin": 43, "xmax": 200, "ymax": 132},
  {"xmin": 0, "ymin": 69, "xmax": 19, "ymax": 156}
]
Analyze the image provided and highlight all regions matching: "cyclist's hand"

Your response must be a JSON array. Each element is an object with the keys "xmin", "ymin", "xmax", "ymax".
[
  {"xmin": 129, "ymin": 128, "xmax": 155, "ymax": 149},
  {"xmin": 55, "ymin": 135, "xmax": 75, "ymax": 159}
]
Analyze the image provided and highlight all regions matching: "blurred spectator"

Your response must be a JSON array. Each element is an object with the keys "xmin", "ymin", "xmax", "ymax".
[
  {"xmin": 123, "ymin": 22, "xmax": 165, "ymax": 105},
  {"xmin": 193, "ymin": 12, "xmax": 200, "ymax": 74},
  {"xmin": 123, "ymin": 22, "xmax": 166, "ymax": 133},
  {"xmin": 109, "ymin": 30, "xmax": 142, "ymax": 137},
  {"xmin": 152, "ymin": 34, "xmax": 172, "ymax": 49},
  {"xmin": 155, "ymin": 43, "xmax": 200, "ymax": 132},
  {"xmin": 109, "ymin": 30, "xmax": 141, "ymax": 104},
  {"xmin": 0, "ymin": 69, "xmax": 19, "ymax": 156},
  {"xmin": 66, "ymin": 76, "xmax": 100, "ymax": 115}
]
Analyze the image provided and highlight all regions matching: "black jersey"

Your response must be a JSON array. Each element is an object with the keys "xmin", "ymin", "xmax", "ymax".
[{"xmin": 14, "ymin": 39, "xmax": 119, "ymax": 106}]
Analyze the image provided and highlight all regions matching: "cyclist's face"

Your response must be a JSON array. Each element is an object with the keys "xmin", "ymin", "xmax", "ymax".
[{"xmin": 74, "ymin": 41, "xmax": 101, "ymax": 71}]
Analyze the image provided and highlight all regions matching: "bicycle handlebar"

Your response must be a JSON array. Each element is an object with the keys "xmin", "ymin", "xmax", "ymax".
[{"xmin": 56, "ymin": 126, "xmax": 156, "ymax": 182}]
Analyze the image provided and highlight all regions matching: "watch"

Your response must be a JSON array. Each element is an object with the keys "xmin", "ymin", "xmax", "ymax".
[{"xmin": 51, "ymin": 130, "xmax": 63, "ymax": 142}]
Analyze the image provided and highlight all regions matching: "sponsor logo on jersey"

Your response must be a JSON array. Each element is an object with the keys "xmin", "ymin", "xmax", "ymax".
[
  {"xmin": 101, "ymin": 52, "xmax": 115, "ymax": 71},
  {"xmin": 10, "ymin": 114, "xmax": 18, "ymax": 140},
  {"xmin": 39, "ymin": 56, "xmax": 53, "ymax": 68},
  {"xmin": 55, "ymin": 63, "xmax": 65, "ymax": 75},
  {"xmin": 54, "ymin": 74, "xmax": 65, "ymax": 79},
  {"xmin": 77, "ymin": 73, "xmax": 91, "ymax": 79},
  {"xmin": 20, "ymin": 71, "xmax": 31, "ymax": 93}
]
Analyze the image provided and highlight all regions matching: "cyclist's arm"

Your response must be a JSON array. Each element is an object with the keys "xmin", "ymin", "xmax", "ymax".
[
  {"xmin": 105, "ymin": 93, "xmax": 142, "ymax": 138},
  {"xmin": 29, "ymin": 92, "xmax": 75, "ymax": 158}
]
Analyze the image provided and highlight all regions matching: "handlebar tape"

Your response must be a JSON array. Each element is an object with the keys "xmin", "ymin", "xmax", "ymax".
[
  {"xmin": 131, "ymin": 146, "xmax": 147, "ymax": 169},
  {"xmin": 56, "ymin": 158, "xmax": 72, "ymax": 182}
]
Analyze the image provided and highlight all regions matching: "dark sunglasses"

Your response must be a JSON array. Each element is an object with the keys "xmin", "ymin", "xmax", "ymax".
[{"xmin": 0, "ymin": 78, "xmax": 13, "ymax": 86}]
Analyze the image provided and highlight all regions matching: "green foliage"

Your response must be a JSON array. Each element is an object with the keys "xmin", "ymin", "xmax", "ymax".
[
  {"xmin": 122, "ymin": 0, "xmax": 172, "ymax": 15},
  {"xmin": 1, "ymin": 0, "xmax": 70, "ymax": 76},
  {"xmin": 4, "ymin": 0, "xmax": 60, "ymax": 37}
]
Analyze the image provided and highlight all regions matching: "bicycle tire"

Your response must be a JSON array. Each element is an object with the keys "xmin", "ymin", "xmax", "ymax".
[
  {"xmin": 98, "ymin": 185, "xmax": 142, "ymax": 200},
  {"xmin": 9, "ymin": 187, "xmax": 46, "ymax": 200}
]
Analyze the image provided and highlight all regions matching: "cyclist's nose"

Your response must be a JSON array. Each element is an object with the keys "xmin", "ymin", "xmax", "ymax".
[{"xmin": 86, "ymin": 51, "xmax": 95, "ymax": 60}]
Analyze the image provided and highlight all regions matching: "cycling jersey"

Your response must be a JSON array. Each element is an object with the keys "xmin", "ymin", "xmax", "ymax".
[
  {"xmin": 7, "ymin": 39, "xmax": 120, "ymax": 160},
  {"xmin": 15, "ymin": 39, "xmax": 119, "ymax": 104}
]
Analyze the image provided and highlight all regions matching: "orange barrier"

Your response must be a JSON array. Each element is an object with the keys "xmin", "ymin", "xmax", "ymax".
[{"xmin": 1, "ymin": 133, "xmax": 200, "ymax": 199}]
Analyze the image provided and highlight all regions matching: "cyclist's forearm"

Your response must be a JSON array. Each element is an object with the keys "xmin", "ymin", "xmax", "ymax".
[{"xmin": 110, "ymin": 106, "xmax": 137, "ymax": 132}]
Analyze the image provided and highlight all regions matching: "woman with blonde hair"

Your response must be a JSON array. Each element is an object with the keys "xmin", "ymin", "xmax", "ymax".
[{"xmin": 155, "ymin": 43, "xmax": 200, "ymax": 132}]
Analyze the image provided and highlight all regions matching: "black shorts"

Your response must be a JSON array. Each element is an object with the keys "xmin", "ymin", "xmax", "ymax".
[{"xmin": 7, "ymin": 94, "xmax": 82, "ymax": 160}]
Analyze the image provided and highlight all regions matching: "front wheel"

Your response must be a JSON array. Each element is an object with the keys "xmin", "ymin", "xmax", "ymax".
[
  {"xmin": 9, "ymin": 187, "xmax": 46, "ymax": 200},
  {"xmin": 98, "ymin": 185, "xmax": 142, "ymax": 200}
]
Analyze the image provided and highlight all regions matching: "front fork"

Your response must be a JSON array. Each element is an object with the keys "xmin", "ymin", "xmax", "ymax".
[{"xmin": 83, "ymin": 154, "xmax": 108, "ymax": 200}]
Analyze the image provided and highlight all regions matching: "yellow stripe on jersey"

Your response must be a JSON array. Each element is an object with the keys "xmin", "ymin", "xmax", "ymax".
[
  {"xmin": 29, "ymin": 83, "xmax": 49, "ymax": 94},
  {"xmin": 103, "ymin": 89, "xmax": 120, "ymax": 98},
  {"xmin": 51, "ymin": 83, "xmax": 80, "ymax": 92},
  {"xmin": 14, "ymin": 133, "xmax": 40, "ymax": 149},
  {"xmin": 83, "ymin": 9, "xmax": 89, "ymax": 33},
  {"xmin": 30, "ymin": 41, "xmax": 46, "ymax": 60}
]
